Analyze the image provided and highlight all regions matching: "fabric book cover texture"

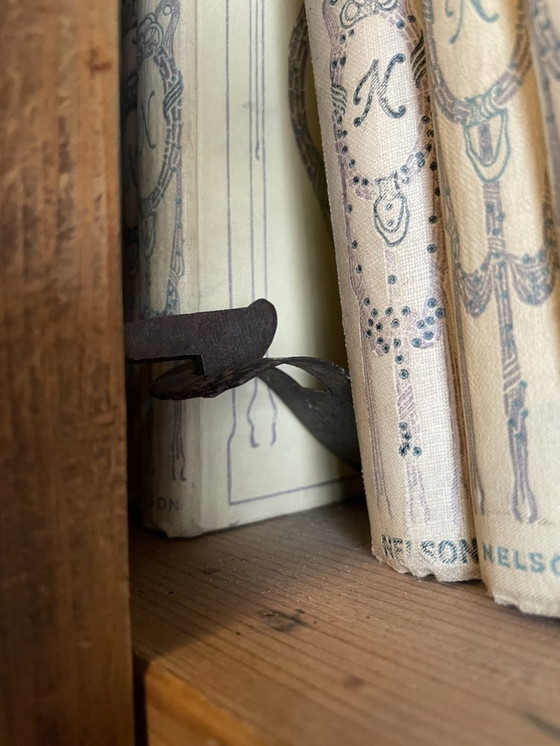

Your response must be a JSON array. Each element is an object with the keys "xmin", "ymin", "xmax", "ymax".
[
  {"xmin": 305, "ymin": 0, "xmax": 478, "ymax": 580},
  {"xmin": 121, "ymin": 0, "xmax": 357, "ymax": 536},
  {"xmin": 423, "ymin": 0, "xmax": 560, "ymax": 616}
]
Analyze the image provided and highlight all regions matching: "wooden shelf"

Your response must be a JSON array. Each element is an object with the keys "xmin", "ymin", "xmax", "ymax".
[{"xmin": 130, "ymin": 499, "xmax": 560, "ymax": 745}]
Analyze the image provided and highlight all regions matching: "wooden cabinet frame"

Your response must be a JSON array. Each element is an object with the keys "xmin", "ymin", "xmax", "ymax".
[{"xmin": 1, "ymin": 2, "xmax": 134, "ymax": 743}]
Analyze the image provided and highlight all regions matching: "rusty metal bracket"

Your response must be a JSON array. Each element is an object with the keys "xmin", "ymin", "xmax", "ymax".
[
  {"xmin": 124, "ymin": 300, "xmax": 360, "ymax": 470},
  {"xmin": 125, "ymin": 299, "xmax": 277, "ymax": 373}
]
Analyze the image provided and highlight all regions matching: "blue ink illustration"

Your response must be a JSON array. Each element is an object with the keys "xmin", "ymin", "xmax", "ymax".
[
  {"xmin": 424, "ymin": 0, "xmax": 559, "ymax": 522},
  {"xmin": 137, "ymin": 0, "xmax": 186, "ymax": 482},
  {"xmin": 445, "ymin": 0, "xmax": 498, "ymax": 45},
  {"xmin": 323, "ymin": 0, "xmax": 464, "ymax": 524}
]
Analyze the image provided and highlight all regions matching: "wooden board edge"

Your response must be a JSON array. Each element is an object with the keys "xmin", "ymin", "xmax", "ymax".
[{"xmin": 133, "ymin": 654, "xmax": 276, "ymax": 746}]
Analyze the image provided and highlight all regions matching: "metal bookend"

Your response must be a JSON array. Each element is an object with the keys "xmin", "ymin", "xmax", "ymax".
[
  {"xmin": 124, "ymin": 298, "xmax": 277, "ymax": 372},
  {"xmin": 124, "ymin": 300, "xmax": 360, "ymax": 470}
]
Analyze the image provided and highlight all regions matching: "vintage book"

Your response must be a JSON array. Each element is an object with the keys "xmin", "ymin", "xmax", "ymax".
[
  {"xmin": 304, "ymin": 0, "xmax": 478, "ymax": 580},
  {"xmin": 423, "ymin": 0, "xmax": 560, "ymax": 616},
  {"xmin": 121, "ymin": 0, "xmax": 358, "ymax": 536},
  {"xmin": 528, "ymin": 0, "xmax": 560, "ymax": 229}
]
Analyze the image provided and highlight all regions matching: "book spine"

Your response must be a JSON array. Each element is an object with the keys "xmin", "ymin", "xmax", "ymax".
[
  {"xmin": 527, "ymin": 0, "xmax": 560, "ymax": 230},
  {"xmin": 125, "ymin": 0, "xmax": 359, "ymax": 536},
  {"xmin": 305, "ymin": 0, "xmax": 478, "ymax": 580},
  {"xmin": 422, "ymin": 0, "xmax": 560, "ymax": 615},
  {"xmin": 126, "ymin": 0, "xmax": 203, "ymax": 536}
]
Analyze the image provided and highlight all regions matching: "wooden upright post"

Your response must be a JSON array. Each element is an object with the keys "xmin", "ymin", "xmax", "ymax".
[{"xmin": 0, "ymin": 1, "xmax": 134, "ymax": 742}]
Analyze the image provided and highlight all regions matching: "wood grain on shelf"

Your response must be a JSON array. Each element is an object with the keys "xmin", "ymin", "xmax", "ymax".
[
  {"xmin": 135, "ymin": 657, "xmax": 274, "ymax": 746},
  {"xmin": 0, "ymin": 1, "xmax": 133, "ymax": 743},
  {"xmin": 130, "ymin": 499, "xmax": 560, "ymax": 746}
]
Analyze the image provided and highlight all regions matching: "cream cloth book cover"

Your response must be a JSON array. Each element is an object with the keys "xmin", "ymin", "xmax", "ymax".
[
  {"xmin": 423, "ymin": 0, "xmax": 560, "ymax": 616},
  {"xmin": 122, "ymin": 0, "xmax": 357, "ymax": 536},
  {"xmin": 305, "ymin": 0, "xmax": 477, "ymax": 580},
  {"xmin": 528, "ymin": 0, "xmax": 560, "ymax": 229}
]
